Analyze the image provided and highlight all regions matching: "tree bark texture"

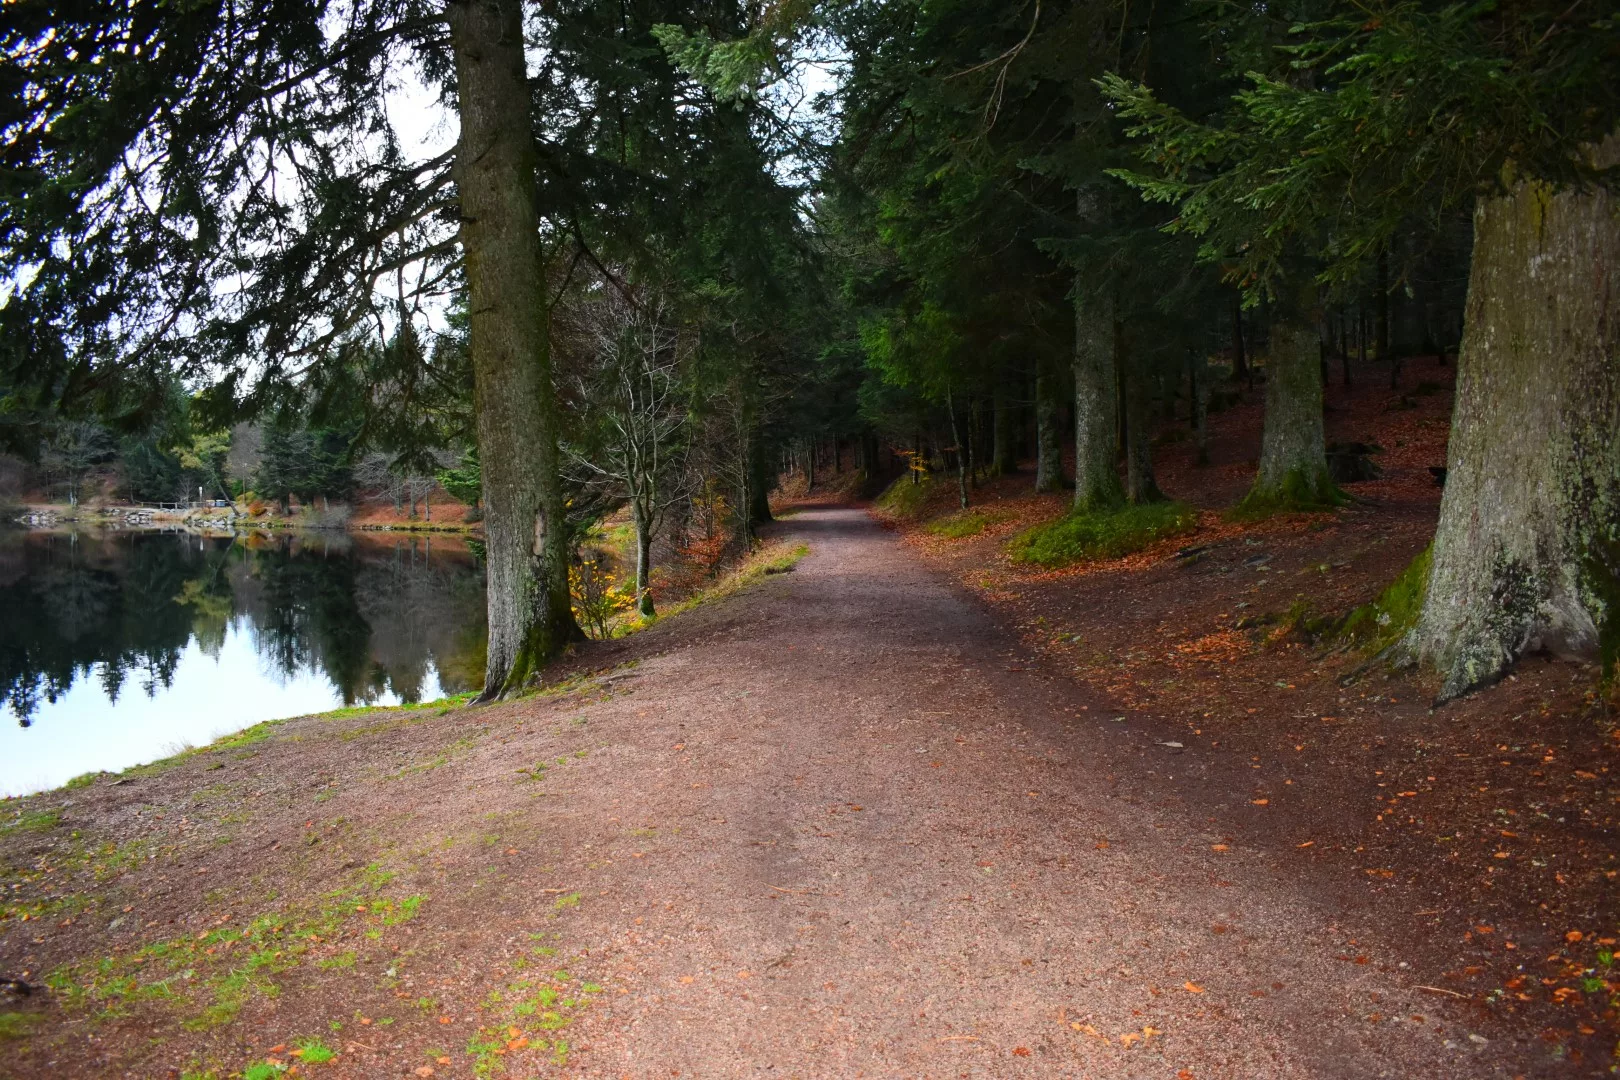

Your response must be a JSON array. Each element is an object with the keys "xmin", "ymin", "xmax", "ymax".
[
  {"xmin": 748, "ymin": 432, "xmax": 774, "ymax": 527},
  {"xmin": 1239, "ymin": 318, "xmax": 1336, "ymax": 513},
  {"xmin": 1406, "ymin": 149, "xmax": 1620, "ymax": 700},
  {"xmin": 632, "ymin": 501, "xmax": 655, "ymax": 617},
  {"xmin": 1189, "ymin": 350, "xmax": 1210, "ymax": 466},
  {"xmin": 991, "ymin": 373, "xmax": 1014, "ymax": 475},
  {"xmin": 1033, "ymin": 353, "xmax": 1064, "ymax": 493},
  {"xmin": 448, "ymin": 0, "xmax": 577, "ymax": 699},
  {"xmin": 1122, "ymin": 350, "xmax": 1163, "ymax": 505},
  {"xmin": 1072, "ymin": 290, "xmax": 1124, "ymax": 511}
]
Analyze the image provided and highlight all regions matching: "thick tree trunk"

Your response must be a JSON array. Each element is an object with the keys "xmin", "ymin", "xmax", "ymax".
[
  {"xmin": 1404, "ymin": 149, "xmax": 1620, "ymax": 700},
  {"xmin": 748, "ymin": 434, "xmax": 773, "ymax": 526},
  {"xmin": 449, "ymin": 0, "xmax": 577, "ymax": 699},
  {"xmin": 1122, "ymin": 353, "xmax": 1163, "ymax": 505},
  {"xmin": 1071, "ymin": 290, "xmax": 1124, "ymax": 512},
  {"xmin": 1033, "ymin": 353, "xmax": 1063, "ymax": 493},
  {"xmin": 1237, "ymin": 316, "xmax": 1337, "ymax": 514}
]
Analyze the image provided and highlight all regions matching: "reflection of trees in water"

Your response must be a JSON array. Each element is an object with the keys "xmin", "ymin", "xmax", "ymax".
[
  {"xmin": 353, "ymin": 537, "xmax": 486, "ymax": 702},
  {"xmin": 0, "ymin": 532, "xmax": 202, "ymax": 725},
  {"xmin": 0, "ymin": 530, "xmax": 486, "ymax": 725}
]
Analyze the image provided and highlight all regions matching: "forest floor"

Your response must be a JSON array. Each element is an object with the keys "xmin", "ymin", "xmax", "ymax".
[{"xmin": 3, "ymin": 361, "xmax": 1617, "ymax": 1079}]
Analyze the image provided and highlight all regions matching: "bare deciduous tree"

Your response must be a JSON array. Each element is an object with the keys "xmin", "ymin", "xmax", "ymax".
[{"xmin": 561, "ymin": 282, "xmax": 694, "ymax": 617}]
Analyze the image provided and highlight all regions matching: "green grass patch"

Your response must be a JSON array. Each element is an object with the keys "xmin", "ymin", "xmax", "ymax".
[
  {"xmin": 873, "ymin": 475, "xmax": 932, "ymax": 520},
  {"xmin": 1340, "ymin": 545, "xmax": 1431, "ymax": 653},
  {"xmin": 43, "ymin": 871, "xmax": 427, "ymax": 1033},
  {"xmin": 2, "ymin": 809, "xmax": 61, "ymax": 834},
  {"xmin": 619, "ymin": 542, "xmax": 810, "ymax": 633},
  {"xmin": 924, "ymin": 507, "xmax": 1011, "ymax": 539},
  {"xmin": 1007, "ymin": 503, "xmax": 1197, "ymax": 568},
  {"xmin": 0, "ymin": 1010, "xmax": 36, "ymax": 1040},
  {"xmin": 293, "ymin": 1036, "xmax": 336, "ymax": 1064}
]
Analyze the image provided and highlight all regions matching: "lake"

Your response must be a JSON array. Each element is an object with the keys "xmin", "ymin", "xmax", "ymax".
[{"xmin": 0, "ymin": 528, "xmax": 487, "ymax": 797}]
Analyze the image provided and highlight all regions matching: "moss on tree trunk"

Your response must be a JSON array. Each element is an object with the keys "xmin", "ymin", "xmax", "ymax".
[
  {"xmin": 1234, "ymin": 317, "xmax": 1339, "ymax": 517},
  {"xmin": 1072, "ymin": 291, "xmax": 1124, "ymax": 512},
  {"xmin": 448, "ymin": 0, "xmax": 579, "ymax": 700},
  {"xmin": 1404, "ymin": 142, "xmax": 1620, "ymax": 700}
]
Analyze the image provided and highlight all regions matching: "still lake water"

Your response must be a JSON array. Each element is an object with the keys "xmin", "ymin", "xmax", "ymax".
[{"xmin": 0, "ymin": 528, "xmax": 487, "ymax": 797}]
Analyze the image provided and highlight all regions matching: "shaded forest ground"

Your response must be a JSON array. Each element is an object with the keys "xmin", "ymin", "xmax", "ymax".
[{"xmin": 865, "ymin": 355, "xmax": 1619, "ymax": 1071}]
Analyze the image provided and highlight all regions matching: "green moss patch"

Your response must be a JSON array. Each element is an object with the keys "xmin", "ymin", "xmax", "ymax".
[
  {"xmin": 1006, "ymin": 503, "xmax": 1198, "ymax": 568},
  {"xmin": 924, "ymin": 507, "xmax": 1012, "ymax": 539},
  {"xmin": 1340, "ymin": 545, "xmax": 1432, "ymax": 653},
  {"xmin": 1229, "ymin": 468, "xmax": 1346, "ymax": 521}
]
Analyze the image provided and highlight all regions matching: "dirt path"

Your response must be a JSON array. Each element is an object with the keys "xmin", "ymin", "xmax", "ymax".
[
  {"xmin": 2, "ymin": 506, "xmax": 1559, "ymax": 1077},
  {"xmin": 541, "ymin": 506, "xmax": 1510, "ymax": 1078}
]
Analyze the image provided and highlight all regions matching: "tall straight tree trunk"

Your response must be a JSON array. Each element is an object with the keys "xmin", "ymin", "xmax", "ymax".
[
  {"xmin": 1122, "ymin": 349, "xmax": 1163, "ymax": 505},
  {"xmin": 1072, "ymin": 289, "xmax": 1123, "ymax": 511},
  {"xmin": 1033, "ymin": 353, "xmax": 1063, "ymax": 493},
  {"xmin": 1236, "ymin": 309, "xmax": 1338, "ymax": 515},
  {"xmin": 1230, "ymin": 293, "xmax": 1249, "ymax": 386},
  {"xmin": 748, "ymin": 433, "xmax": 774, "ymax": 527},
  {"xmin": 804, "ymin": 438, "xmax": 815, "ymax": 492},
  {"xmin": 1378, "ymin": 250, "xmax": 1396, "ymax": 388},
  {"xmin": 991, "ymin": 371, "xmax": 1014, "ymax": 475},
  {"xmin": 1189, "ymin": 349, "xmax": 1210, "ymax": 466},
  {"xmin": 947, "ymin": 390, "xmax": 968, "ymax": 510},
  {"xmin": 448, "ymin": 0, "xmax": 577, "ymax": 699},
  {"xmin": 1403, "ymin": 144, "xmax": 1620, "ymax": 700}
]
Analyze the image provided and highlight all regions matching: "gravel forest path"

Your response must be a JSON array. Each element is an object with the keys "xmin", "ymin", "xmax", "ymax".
[{"xmin": 554, "ymin": 506, "xmax": 1497, "ymax": 1078}]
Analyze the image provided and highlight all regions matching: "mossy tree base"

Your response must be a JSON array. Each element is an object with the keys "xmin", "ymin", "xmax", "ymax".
[
  {"xmin": 1402, "ymin": 141, "xmax": 1620, "ymax": 702},
  {"xmin": 1238, "ymin": 318, "xmax": 1338, "ymax": 521},
  {"xmin": 1230, "ymin": 466, "xmax": 1346, "ymax": 521}
]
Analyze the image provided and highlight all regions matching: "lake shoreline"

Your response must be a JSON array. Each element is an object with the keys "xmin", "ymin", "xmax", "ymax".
[{"xmin": 9, "ymin": 501, "xmax": 481, "ymax": 536}]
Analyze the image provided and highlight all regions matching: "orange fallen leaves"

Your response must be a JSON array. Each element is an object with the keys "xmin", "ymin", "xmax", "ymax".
[
  {"xmin": 1183, "ymin": 981, "xmax": 1205, "ymax": 993},
  {"xmin": 1210, "ymin": 844, "xmax": 1230, "ymax": 852},
  {"xmin": 1251, "ymin": 799, "xmax": 1269, "ymax": 806},
  {"xmin": 1566, "ymin": 930, "xmax": 1584, "ymax": 943},
  {"xmin": 1013, "ymin": 1046, "xmax": 1032, "ymax": 1056}
]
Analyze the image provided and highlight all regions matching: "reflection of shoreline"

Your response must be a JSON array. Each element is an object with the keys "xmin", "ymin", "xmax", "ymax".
[
  {"xmin": 12, "ymin": 502, "xmax": 482, "ymax": 537},
  {"xmin": 0, "ymin": 528, "xmax": 487, "ymax": 731}
]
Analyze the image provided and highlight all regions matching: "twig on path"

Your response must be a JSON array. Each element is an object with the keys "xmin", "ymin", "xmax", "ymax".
[
  {"xmin": 938, "ymin": 1035, "xmax": 981, "ymax": 1043},
  {"xmin": 769, "ymin": 885, "xmax": 818, "ymax": 895},
  {"xmin": 1416, "ymin": 985, "xmax": 1469, "ymax": 999}
]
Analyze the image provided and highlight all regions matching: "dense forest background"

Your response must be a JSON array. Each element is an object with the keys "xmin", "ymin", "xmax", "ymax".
[{"xmin": 1, "ymin": 0, "xmax": 1615, "ymax": 701}]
